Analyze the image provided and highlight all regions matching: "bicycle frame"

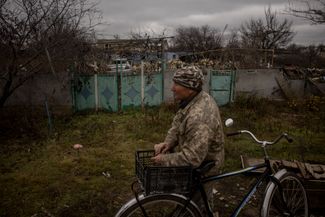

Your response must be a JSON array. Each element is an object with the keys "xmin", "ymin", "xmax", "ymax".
[
  {"xmin": 192, "ymin": 159, "xmax": 274, "ymax": 217},
  {"xmin": 183, "ymin": 129, "xmax": 295, "ymax": 217},
  {"xmin": 121, "ymin": 130, "xmax": 296, "ymax": 217}
]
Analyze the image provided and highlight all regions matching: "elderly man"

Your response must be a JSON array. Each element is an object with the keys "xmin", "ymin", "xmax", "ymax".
[
  {"xmin": 152, "ymin": 66, "xmax": 224, "ymax": 214},
  {"xmin": 152, "ymin": 66, "xmax": 224, "ymax": 170}
]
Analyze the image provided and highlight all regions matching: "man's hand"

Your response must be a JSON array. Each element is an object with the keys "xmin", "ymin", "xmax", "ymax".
[
  {"xmin": 154, "ymin": 142, "xmax": 170, "ymax": 155},
  {"xmin": 151, "ymin": 154, "xmax": 164, "ymax": 164}
]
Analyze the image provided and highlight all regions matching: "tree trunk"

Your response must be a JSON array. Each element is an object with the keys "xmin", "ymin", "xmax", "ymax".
[
  {"xmin": 0, "ymin": 71, "xmax": 13, "ymax": 108},
  {"xmin": 0, "ymin": 79, "xmax": 12, "ymax": 108}
]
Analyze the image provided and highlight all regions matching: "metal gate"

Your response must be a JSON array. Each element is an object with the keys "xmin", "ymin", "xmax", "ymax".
[
  {"xmin": 72, "ymin": 69, "xmax": 163, "ymax": 112},
  {"xmin": 98, "ymin": 74, "xmax": 118, "ymax": 111},
  {"xmin": 121, "ymin": 73, "xmax": 163, "ymax": 109},
  {"xmin": 72, "ymin": 75, "xmax": 96, "ymax": 111},
  {"xmin": 209, "ymin": 70, "xmax": 236, "ymax": 106}
]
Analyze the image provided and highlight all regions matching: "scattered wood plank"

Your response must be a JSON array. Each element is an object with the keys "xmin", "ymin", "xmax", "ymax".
[
  {"xmin": 240, "ymin": 156, "xmax": 325, "ymax": 212},
  {"xmin": 307, "ymin": 78, "xmax": 325, "ymax": 96},
  {"xmin": 275, "ymin": 74, "xmax": 297, "ymax": 99}
]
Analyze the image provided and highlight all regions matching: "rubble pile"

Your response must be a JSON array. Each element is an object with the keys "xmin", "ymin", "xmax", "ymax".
[{"xmin": 282, "ymin": 66, "xmax": 325, "ymax": 82}]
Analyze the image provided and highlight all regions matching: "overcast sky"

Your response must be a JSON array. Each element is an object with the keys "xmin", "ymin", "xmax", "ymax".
[{"xmin": 95, "ymin": 0, "xmax": 325, "ymax": 45}]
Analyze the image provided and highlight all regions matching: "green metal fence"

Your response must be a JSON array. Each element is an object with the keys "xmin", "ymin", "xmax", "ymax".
[
  {"xmin": 72, "ymin": 68, "xmax": 235, "ymax": 112},
  {"xmin": 121, "ymin": 73, "xmax": 163, "ymax": 109},
  {"xmin": 209, "ymin": 70, "xmax": 236, "ymax": 106},
  {"xmin": 72, "ymin": 75, "xmax": 97, "ymax": 111},
  {"xmin": 98, "ymin": 74, "xmax": 118, "ymax": 111},
  {"xmin": 72, "ymin": 71, "xmax": 163, "ymax": 112}
]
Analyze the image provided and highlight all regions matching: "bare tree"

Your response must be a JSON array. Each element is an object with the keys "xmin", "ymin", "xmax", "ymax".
[
  {"xmin": 226, "ymin": 29, "xmax": 241, "ymax": 49},
  {"xmin": 305, "ymin": 45, "xmax": 322, "ymax": 67},
  {"xmin": 240, "ymin": 6, "xmax": 295, "ymax": 49},
  {"xmin": 129, "ymin": 28, "xmax": 168, "ymax": 57},
  {"xmin": 286, "ymin": 0, "xmax": 325, "ymax": 24},
  {"xmin": 172, "ymin": 25, "xmax": 224, "ymax": 53},
  {"xmin": 277, "ymin": 43, "xmax": 325, "ymax": 67},
  {"xmin": 0, "ymin": 0, "xmax": 100, "ymax": 108}
]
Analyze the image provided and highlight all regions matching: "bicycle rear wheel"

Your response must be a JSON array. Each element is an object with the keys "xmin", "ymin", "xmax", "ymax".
[
  {"xmin": 261, "ymin": 169, "xmax": 308, "ymax": 217},
  {"xmin": 115, "ymin": 193, "xmax": 202, "ymax": 217}
]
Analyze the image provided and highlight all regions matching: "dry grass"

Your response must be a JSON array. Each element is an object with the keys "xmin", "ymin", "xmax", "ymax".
[{"xmin": 0, "ymin": 98, "xmax": 324, "ymax": 216}]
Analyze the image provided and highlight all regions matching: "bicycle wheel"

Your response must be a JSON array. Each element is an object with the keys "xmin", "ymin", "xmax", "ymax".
[
  {"xmin": 115, "ymin": 193, "xmax": 202, "ymax": 217},
  {"xmin": 261, "ymin": 169, "xmax": 308, "ymax": 217}
]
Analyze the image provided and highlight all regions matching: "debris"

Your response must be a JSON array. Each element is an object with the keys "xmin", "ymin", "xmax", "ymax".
[
  {"xmin": 102, "ymin": 171, "xmax": 111, "ymax": 178},
  {"xmin": 73, "ymin": 144, "xmax": 83, "ymax": 149},
  {"xmin": 275, "ymin": 74, "xmax": 297, "ymax": 100}
]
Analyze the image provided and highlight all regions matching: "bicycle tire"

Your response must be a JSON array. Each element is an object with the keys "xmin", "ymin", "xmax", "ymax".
[
  {"xmin": 261, "ymin": 169, "xmax": 309, "ymax": 217},
  {"xmin": 115, "ymin": 193, "xmax": 202, "ymax": 217}
]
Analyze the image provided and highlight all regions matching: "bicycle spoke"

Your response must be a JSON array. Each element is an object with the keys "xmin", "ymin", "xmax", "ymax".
[
  {"xmin": 262, "ymin": 172, "xmax": 308, "ymax": 217},
  {"xmin": 272, "ymin": 190, "xmax": 290, "ymax": 216},
  {"xmin": 284, "ymin": 178, "xmax": 307, "ymax": 216}
]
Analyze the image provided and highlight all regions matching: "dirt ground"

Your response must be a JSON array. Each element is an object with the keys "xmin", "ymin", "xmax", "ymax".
[
  {"xmin": 1, "ymin": 105, "xmax": 324, "ymax": 217},
  {"xmin": 210, "ymin": 175, "xmax": 263, "ymax": 217},
  {"xmin": 211, "ymin": 175, "xmax": 324, "ymax": 217}
]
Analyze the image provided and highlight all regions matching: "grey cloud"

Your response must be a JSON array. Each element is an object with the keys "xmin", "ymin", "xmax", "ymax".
[{"xmin": 97, "ymin": 0, "xmax": 325, "ymax": 45}]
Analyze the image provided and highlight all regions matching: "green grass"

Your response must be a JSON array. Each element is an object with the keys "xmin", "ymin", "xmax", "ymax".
[{"xmin": 0, "ymin": 99, "xmax": 324, "ymax": 216}]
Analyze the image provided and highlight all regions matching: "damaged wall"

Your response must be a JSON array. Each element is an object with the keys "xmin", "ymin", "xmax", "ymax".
[
  {"xmin": 235, "ymin": 69, "xmax": 283, "ymax": 99},
  {"xmin": 165, "ymin": 69, "xmax": 290, "ymax": 102},
  {"xmin": 235, "ymin": 69, "xmax": 312, "ymax": 100},
  {"xmin": 4, "ymin": 71, "xmax": 72, "ymax": 108}
]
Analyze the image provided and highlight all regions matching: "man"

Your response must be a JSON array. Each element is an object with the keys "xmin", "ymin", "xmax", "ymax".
[
  {"xmin": 152, "ymin": 66, "xmax": 224, "ymax": 170},
  {"xmin": 151, "ymin": 65, "xmax": 225, "ymax": 214}
]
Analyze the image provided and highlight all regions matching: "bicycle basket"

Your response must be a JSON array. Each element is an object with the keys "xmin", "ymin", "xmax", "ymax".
[{"xmin": 136, "ymin": 150, "xmax": 192, "ymax": 195}]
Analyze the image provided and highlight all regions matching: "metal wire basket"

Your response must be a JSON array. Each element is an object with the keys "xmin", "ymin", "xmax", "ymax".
[{"xmin": 135, "ymin": 150, "xmax": 192, "ymax": 195}]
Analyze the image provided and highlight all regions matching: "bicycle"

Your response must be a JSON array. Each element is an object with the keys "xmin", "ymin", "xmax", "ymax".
[{"xmin": 115, "ymin": 119, "xmax": 309, "ymax": 217}]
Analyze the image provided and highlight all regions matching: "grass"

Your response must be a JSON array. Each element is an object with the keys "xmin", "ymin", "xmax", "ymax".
[{"xmin": 0, "ymin": 97, "xmax": 324, "ymax": 216}]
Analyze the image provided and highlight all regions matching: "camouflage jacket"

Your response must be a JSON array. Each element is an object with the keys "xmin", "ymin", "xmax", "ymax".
[{"xmin": 161, "ymin": 91, "xmax": 225, "ymax": 168}]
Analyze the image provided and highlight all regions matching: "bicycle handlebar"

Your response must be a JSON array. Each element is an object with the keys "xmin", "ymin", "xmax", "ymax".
[
  {"xmin": 227, "ymin": 130, "xmax": 293, "ymax": 146},
  {"xmin": 226, "ymin": 131, "xmax": 241, "ymax": 137}
]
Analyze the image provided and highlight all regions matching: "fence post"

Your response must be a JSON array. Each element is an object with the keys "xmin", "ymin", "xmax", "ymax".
[
  {"xmin": 94, "ymin": 73, "xmax": 98, "ymax": 111},
  {"xmin": 141, "ymin": 61, "xmax": 145, "ymax": 111},
  {"xmin": 117, "ymin": 61, "xmax": 122, "ymax": 112}
]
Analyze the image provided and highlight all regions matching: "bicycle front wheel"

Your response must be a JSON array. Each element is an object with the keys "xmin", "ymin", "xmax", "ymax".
[
  {"xmin": 261, "ymin": 169, "xmax": 308, "ymax": 217},
  {"xmin": 115, "ymin": 193, "xmax": 202, "ymax": 217}
]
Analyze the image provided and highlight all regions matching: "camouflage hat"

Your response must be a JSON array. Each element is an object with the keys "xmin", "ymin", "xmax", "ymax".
[{"xmin": 173, "ymin": 66, "xmax": 204, "ymax": 91}]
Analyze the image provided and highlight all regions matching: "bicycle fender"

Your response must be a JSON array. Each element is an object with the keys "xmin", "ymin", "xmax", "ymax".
[
  {"xmin": 114, "ymin": 193, "xmax": 201, "ymax": 217},
  {"xmin": 115, "ymin": 194, "xmax": 145, "ymax": 217},
  {"xmin": 260, "ymin": 168, "xmax": 288, "ymax": 216}
]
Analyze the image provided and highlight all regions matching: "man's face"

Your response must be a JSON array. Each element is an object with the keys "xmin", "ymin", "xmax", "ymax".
[{"xmin": 171, "ymin": 82, "xmax": 194, "ymax": 101}]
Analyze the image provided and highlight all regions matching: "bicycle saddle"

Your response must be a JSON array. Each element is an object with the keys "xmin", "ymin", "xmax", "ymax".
[{"xmin": 195, "ymin": 160, "xmax": 215, "ymax": 175}]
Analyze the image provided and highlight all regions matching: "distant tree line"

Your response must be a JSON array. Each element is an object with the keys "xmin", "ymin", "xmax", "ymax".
[{"xmin": 167, "ymin": 5, "xmax": 324, "ymax": 69}]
